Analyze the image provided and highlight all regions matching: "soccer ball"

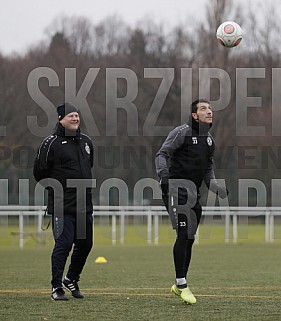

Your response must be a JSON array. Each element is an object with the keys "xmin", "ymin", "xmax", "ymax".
[{"xmin": 216, "ymin": 21, "xmax": 243, "ymax": 48}]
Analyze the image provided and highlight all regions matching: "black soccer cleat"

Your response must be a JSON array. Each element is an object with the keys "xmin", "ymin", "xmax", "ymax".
[
  {"xmin": 63, "ymin": 277, "xmax": 84, "ymax": 298},
  {"xmin": 51, "ymin": 287, "xmax": 69, "ymax": 301}
]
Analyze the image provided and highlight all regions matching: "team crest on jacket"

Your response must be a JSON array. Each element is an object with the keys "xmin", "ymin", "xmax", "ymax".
[
  {"xmin": 85, "ymin": 143, "xmax": 90, "ymax": 154},
  {"xmin": 207, "ymin": 137, "xmax": 212, "ymax": 146}
]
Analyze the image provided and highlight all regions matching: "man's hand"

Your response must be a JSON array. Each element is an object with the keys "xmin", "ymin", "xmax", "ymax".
[
  {"xmin": 216, "ymin": 186, "xmax": 229, "ymax": 199},
  {"xmin": 160, "ymin": 177, "xmax": 169, "ymax": 195}
]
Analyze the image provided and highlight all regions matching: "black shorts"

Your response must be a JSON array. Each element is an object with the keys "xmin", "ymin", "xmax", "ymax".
[{"xmin": 162, "ymin": 188, "xmax": 202, "ymax": 236}]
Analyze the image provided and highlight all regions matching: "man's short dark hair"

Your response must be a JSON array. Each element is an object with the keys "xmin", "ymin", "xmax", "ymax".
[{"xmin": 190, "ymin": 99, "xmax": 210, "ymax": 113}]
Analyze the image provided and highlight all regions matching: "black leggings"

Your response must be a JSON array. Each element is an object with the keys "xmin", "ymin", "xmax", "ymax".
[
  {"xmin": 162, "ymin": 193, "xmax": 202, "ymax": 279},
  {"xmin": 173, "ymin": 206, "xmax": 201, "ymax": 278}
]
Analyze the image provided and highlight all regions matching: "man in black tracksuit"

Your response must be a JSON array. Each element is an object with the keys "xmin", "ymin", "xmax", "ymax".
[
  {"xmin": 155, "ymin": 99, "xmax": 228, "ymax": 304},
  {"xmin": 34, "ymin": 102, "xmax": 94, "ymax": 301}
]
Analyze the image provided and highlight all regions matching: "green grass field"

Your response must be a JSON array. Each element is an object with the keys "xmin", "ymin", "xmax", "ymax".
[{"xmin": 1, "ymin": 224, "xmax": 281, "ymax": 320}]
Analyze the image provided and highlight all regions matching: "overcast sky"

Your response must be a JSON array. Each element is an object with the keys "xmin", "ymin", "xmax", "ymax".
[
  {"xmin": 1, "ymin": 0, "xmax": 280, "ymax": 55},
  {"xmin": 0, "ymin": 0, "xmax": 210, "ymax": 55}
]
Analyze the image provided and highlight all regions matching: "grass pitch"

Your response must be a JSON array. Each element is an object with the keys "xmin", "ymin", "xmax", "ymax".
[{"xmin": 0, "ymin": 242, "xmax": 280, "ymax": 321}]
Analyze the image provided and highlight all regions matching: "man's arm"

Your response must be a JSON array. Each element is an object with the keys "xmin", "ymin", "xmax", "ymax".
[
  {"xmin": 155, "ymin": 125, "xmax": 188, "ymax": 193},
  {"xmin": 204, "ymin": 160, "xmax": 228, "ymax": 199},
  {"xmin": 89, "ymin": 140, "xmax": 94, "ymax": 168},
  {"xmin": 33, "ymin": 136, "xmax": 56, "ymax": 182}
]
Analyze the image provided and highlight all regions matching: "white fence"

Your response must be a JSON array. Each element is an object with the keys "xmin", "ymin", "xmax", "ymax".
[{"xmin": 1, "ymin": 206, "xmax": 281, "ymax": 248}]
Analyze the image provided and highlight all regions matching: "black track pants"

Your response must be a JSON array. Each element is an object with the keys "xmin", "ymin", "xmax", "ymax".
[{"xmin": 51, "ymin": 214, "xmax": 93, "ymax": 288}]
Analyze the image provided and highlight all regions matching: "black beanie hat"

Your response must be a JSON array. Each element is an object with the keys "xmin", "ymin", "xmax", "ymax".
[{"xmin": 57, "ymin": 102, "xmax": 79, "ymax": 120}]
